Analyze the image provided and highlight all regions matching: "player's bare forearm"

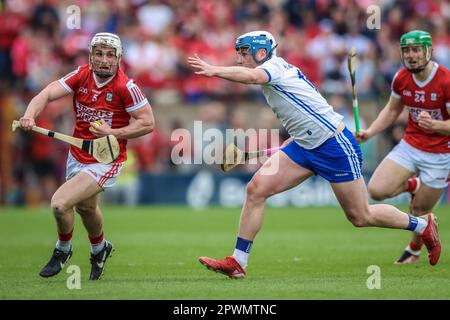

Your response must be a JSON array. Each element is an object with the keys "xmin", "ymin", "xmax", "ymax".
[
  {"xmin": 211, "ymin": 66, "xmax": 267, "ymax": 84},
  {"xmin": 21, "ymin": 81, "xmax": 70, "ymax": 128},
  {"xmin": 366, "ymin": 96, "xmax": 404, "ymax": 138},
  {"xmin": 426, "ymin": 119, "xmax": 450, "ymax": 135},
  {"xmin": 418, "ymin": 110, "xmax": 450, "ymax": 135},
  {"xmin": 188, "ymin": 54, "xmax": 268, "ymax": 84},
  {"xmin": 111, "ymin": 104, "xmax": 154, "ymax": 139}
]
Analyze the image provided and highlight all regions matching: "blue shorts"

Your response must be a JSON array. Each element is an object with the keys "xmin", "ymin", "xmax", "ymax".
[{"xmin": 281, "ymin": 127, "xmax": 363, "ymax": 183}]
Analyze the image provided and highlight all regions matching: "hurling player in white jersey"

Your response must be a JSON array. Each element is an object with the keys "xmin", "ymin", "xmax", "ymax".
[{"xmin": 188, "ymin": 30, "xmax": 441, "ymax": 279}]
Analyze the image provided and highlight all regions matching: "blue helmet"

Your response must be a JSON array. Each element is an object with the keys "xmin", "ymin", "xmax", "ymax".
[{"xmin": 235, "ymin": 31, "xmax": 277, "ymax": 64}]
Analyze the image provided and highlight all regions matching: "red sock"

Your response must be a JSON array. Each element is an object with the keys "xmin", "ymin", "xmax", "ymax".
[
  {"xmin": 409, "ymin": 240, "xmax": 423, "ymax": 251},
  {"xmin": 89, "ymin": 231, "xmax": 104, "ymax": 245},
  {"xmin": 58, "ymin": 229, "xmax": 73, "ymax": 241},
  {"xmin": 406, "ymin": 178, "xmax": 418, "ymax": 193}
]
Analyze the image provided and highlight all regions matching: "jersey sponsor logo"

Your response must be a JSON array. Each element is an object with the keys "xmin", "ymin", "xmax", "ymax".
[
  {"xmin": 75, "ymin": 101, "xmax": 113, "ymax": 125},
  {"xmin": 402, "ymin": 89, "xmax": 412, "ymax": 97},
  {"xmin": 335, "ymin": 173, "xmax": 349, "ymax": 177},
  {"xmin": 405, "ymin": 106, "xmax": 443, "ymax": 122}
]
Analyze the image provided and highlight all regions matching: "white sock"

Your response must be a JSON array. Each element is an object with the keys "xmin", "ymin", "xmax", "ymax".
[
  {"xmin": 90, "ymin": 239, "xmax": 106, "ymax": 255},
  {"xmin": 56, "ymin": 240, "xmax": 72, "ymax": 253},
  {"xmin": 414, "ymin": 217, "xmax": 428, "ymax": 234},
  {"xmin": 233, "ymin": 249, "xmax": 248, "ymax": 268},
  {"xmin": 405, "ymin": 245, "xmax": 421, "ymax": 256}
]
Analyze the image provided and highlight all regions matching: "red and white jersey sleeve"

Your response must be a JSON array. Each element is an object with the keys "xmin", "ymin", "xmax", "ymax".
[
  {"xmin": 122, "ymin": 80, "xmax": 149, "ymax": 112},
  {"xmin": 390, "ymin": 63, "xmax": 450, "ymax": 154},
  {"xmin": 58, "ymin": 65, "xmax": 86, "ymax": 93}
]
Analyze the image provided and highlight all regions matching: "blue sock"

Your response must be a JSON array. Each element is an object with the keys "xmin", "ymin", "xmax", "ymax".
[
  {"xmin": 406, "ymin": 215, "xmax": 427, "ymax": 233},
  {"xmin": 232, "ymin": 237, "xmax": 253, "ymax": 268}
]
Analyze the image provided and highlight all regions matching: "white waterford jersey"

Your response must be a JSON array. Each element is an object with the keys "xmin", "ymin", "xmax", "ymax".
[{"xmin": 258, "ymin": 56, "xmax": 343, "ymax": 149}]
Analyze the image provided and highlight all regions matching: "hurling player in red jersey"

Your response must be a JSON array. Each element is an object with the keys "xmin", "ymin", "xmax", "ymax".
[
  {"xmin": 19, "ymin": 32, "xmax": 155, "ymax": 280},
  {"xmin": 356, "ymin": 30, "xmax": 449, "ymax": 264}
]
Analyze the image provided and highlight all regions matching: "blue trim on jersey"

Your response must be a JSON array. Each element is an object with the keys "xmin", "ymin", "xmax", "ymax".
[
  {"xmin": 296, "ymin": 68, "xmax": 318, "ymax": 92},
  {"xmin": 272, "ymin": 85, "xmax": 337, "ymax": 132},
  {"xmin": 281, "ymin": 127, "xmax": 362, "ymax": 183},
  {"xmin": 261, "ymin": 68, "xmax": 272, "ymax": 82}
]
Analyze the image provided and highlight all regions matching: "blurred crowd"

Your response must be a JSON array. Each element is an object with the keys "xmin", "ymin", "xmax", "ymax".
[{"xmin": 0, "ymin": 0, "xmax": 449, "ymax": 205}]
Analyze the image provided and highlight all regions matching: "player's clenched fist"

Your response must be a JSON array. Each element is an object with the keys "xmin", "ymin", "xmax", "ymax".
[
  {"xmin": 89, "ymin": 119, "xmax": 111, "ymax": 137},
  {"xmin": 418, "ymin": 111, "xmax": 433, "ymax": 130},
  {"xmin": 354, "ymin": 130, "xmax": 370, "ymax": 143},
  {"xmin": 19, "ymin": 117, "xmax": 35, "ymax": 131}
]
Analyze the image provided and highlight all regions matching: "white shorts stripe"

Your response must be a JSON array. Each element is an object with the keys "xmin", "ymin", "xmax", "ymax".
[
  {"xmin": 336, "ymin": 133, "xmax": 357, "ymax": 180},
  {"xmin": 340, "ymin": 132, "xmax": 362, "ymax": 178}
]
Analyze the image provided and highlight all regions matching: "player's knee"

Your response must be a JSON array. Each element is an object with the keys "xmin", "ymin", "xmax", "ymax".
[
  {"xmin": 246, "ymin": 177, "xmax": 270, "ymax": 201},
  {"xmin": 51, "ymin": 196, "xmax": 70, "ymax": 215},
  {"xmin": 349, "ymin": 216, "xmax": 370, "ymax": 227},
  {"xmin": 345, "ymin": 209, "xmax": 371, "ymax": 227},
  {"xmin": 367, "ymin": 182, "xmax": 386, "ymax": 201}
]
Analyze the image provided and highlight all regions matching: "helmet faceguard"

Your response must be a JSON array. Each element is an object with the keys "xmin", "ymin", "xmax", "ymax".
[
  {"xmin": 399, "ymin": 30, "xmax": 432, "ymax": 74},
  {"xmin": 235, "ymin": 31, "xmax": 278, "ymax": 64},
  {"xmin": 89, "ymin": 32, "xmax": 122, "ymax": 78}
]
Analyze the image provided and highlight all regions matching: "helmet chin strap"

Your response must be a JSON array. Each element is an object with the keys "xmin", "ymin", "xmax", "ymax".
[
  {"xmin": 94, "ymin": 69, "xmax": 114, "ymax": 78},
  {"xmin": 406, "ymin": 59, "xmax": 430, "ymax": 74}
]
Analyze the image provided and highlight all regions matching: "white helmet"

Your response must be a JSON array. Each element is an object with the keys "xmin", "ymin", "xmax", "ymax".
[
  {"xmin": 235, "ymin": 30, "xmax": 278, "ymax": 63},
  {"xmin": 89, "ymin": 32, "xmax": 122, "ymax": 57},
  {"xmin": 89, "ymin": 32, "xmax": 122, "ymax": 78}
]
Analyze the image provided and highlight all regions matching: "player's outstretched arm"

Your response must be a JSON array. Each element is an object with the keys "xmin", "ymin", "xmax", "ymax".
[
  {"xmin": 187, "ymin": 54, "xmax": 269, "ymax": 84},
  {"xmin": 355, "ymin": 95, "xmax": 404, "ymax": 143},
  {"xmin": 20, "ymin": 81, "xmax": 71, "ymax": 130},
  {"xmin": 418, "ymin": 109, "xmax": 450, "ymax": 135}
]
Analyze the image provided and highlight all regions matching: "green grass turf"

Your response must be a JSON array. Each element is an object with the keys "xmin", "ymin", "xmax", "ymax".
[{"xmin": 0, "ymin": 205, "xmax": 449, "ymax": 299}]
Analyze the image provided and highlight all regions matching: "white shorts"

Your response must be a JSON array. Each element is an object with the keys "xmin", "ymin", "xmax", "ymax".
[
  {"xmin": 66, "ymin": 152, "xmax": 124, "ymax": 189},
  {"xmin": 386, "ymin": 139, "xmax": 450, "ymax": 189}
]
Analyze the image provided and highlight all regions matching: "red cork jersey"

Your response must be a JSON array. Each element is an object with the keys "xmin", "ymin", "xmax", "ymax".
[
  {"xmin": 391, "ymin": 63, "xmax": 450, "ymax": 153},
  {"xmin": 58, "ymin": 64, "xmax": 148, "ymax": 163}
]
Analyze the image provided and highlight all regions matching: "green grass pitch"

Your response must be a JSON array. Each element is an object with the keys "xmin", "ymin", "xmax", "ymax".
[{"xmin": 0, "ymin": 205, "xmax": 449, "ymax": 299}]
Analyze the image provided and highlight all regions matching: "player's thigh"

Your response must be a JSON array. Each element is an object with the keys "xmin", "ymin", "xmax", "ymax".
[
  {"xmin": 411, "ymin": 184, "xmax": 445, "ymax": 214},
  {"xmin": 331, "ymin": 177, "xmax": 370, "ymax": 218},
  {"xmin": 53, "ymin": 172, "xmax": 103, "ymax": 209},
  {"xmin": 249, "ymin": 151, "xmax": 314, "ymax": 197},
  {"xmin": 369, "ymin": 158, "xmax": 414, "ymax": 192}
]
